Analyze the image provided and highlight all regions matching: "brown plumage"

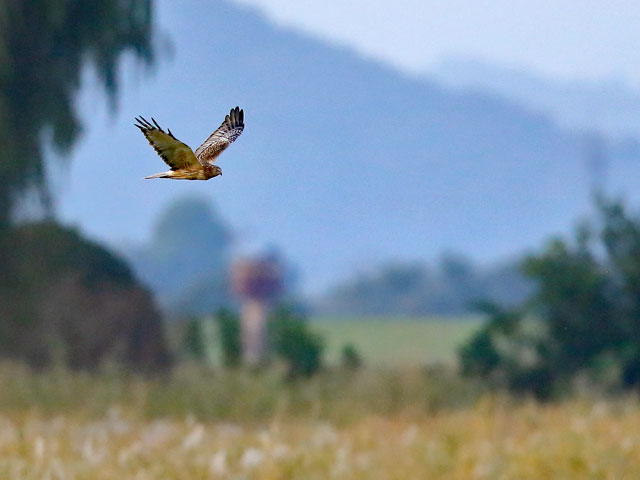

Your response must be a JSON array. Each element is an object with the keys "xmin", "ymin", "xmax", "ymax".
[{"xmin": 135, "ymin": 106, "xmax": 244, "ymax": 180}]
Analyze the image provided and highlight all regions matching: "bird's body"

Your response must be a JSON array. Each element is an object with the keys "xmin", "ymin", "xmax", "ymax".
[
  {"xmin": 143, "ymin": 163, "xmax": 220, "ymax": 180},
  {"xmin": 135, "ymin": 106, "xmax": 244, "ymax": 180}
]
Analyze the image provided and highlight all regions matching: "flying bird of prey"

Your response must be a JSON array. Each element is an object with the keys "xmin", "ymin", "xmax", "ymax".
[{"xmin": 135, "ymin": 106, "xmax": 244, "ymax": 180}]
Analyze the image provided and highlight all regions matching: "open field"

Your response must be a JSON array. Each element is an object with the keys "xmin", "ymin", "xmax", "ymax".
[
  {"xmin": 311, "ymin": 316, "xmax": 482, "ymax": 366},
  {"xmin": 3, "ymin": 397, "xmax": 640, "ymax": 479},
  {"xmin": 1, "ymin": 364, "xmax": 640, "ymax": 478},
  {"xmin": 0, "ymin": 323, "xmax": 634, "ymax": 479},
  {"xmin": 0, "ymin": 364, "xmax": 477, "ymax": 423}
]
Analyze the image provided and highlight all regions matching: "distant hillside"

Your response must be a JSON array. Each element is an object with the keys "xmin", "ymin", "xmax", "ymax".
[
  {"xmin": 59, "ymin": 0, "xmax": 640, "ymax": 294},
  {"xmin": 434, "ymin": 57, "xmax": 640, "ymax": 139}
]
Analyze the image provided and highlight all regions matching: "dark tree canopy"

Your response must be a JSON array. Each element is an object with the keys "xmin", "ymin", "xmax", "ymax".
[
  {"xmin": 0, "ymin": 222, "xmax": 171, "ymax": 370},
  {"xmin": 0, "ymin": 0, "xmax": 155, "ymax": 223},
  {"xmin": 0, "ymin": 1, "xmax": 168, "ymax": 372}
]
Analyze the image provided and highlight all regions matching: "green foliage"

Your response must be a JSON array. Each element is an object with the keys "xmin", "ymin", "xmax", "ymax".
[
  {"xmin": 459, "ymin": 303, "xmax": 554, "ymax": 398},
  {"xmin": 341, "ymin": 343, "xmax": 362, "ymax": 370},
  {"xmin": 182, "ymin": 317, "xmax": 206, "ymax": 361},
  {"xmin": 459, "ymin": 197, "xmax": 640, "ymax": 397},
  {"xmin": 459, "ymin": 329, "xmax": 501, "ymax": 378},
  {"xmin": 0, "ymin": 222, "xmax": 171, "ymax": 371},
  {"xmin": 0, "ymin": 1, "xmax": 169, "ymax": 374},
  {"xmin": 216, "ymin": 309, "xmax": 241, "ymax": 368},
  {"xmin": 0, "ymin": 0, "xmax": 155, "ymax": 223},
  {"xmin": 0, "ymin": 362, "xmax": 479, "ymax": 423},
  {"xmin": 269, "ymin": 308, "xmax": 324, "ymax": 378}
]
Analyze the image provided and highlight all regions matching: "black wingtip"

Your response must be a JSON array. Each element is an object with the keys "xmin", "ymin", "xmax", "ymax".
[
  {"xmin": 134, "ymin": 117, "xmax": 147, "ymax": 131},
  {"xmin": 228, "ymin": 106, "xmax": 244, "ymax": 127},
  {"xmin": 135, "ymin": 116, "xmax": 156, "ymax": 130}
]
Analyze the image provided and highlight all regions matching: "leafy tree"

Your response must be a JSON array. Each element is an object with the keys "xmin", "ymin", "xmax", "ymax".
[
  {"xmin": 459, "ymin": 325, "xmax": 501, "ymax": 379},
  {"xmin": 269, "ymin": 307, "xmax": 324, "ymax": 378},
  {"xmin": 0, "ymin": 1, "xmax": 167, "ymax": 371},
  {"xmin": 0, "ymin": 222, "xmax": 170, "ymax": 370},
  {"xmin": 598, "ymin": 199, "xmax": 640, "ymax": 386},
  {"xmin": 0, "ymin": 0, "xmax": 155, "ymax": 224},
  {"xmin": 459, "ymin": 302, "xmax": 554, "ymax": 398},
  {"xmin": 459, "ymin": 197, "xmax": 640, "ymax": 397}
]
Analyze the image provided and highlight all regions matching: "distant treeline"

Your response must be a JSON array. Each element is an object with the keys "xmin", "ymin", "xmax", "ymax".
[
  {"xmin": 121, "ymin": 194, "xmax": 532, "ymax": 317},
  {"xmin": 315, "ymin": 254, "xmax": 531, "ymax": 316},
  {"xmin": 121, "ymin": 196, "xmax": 234, "ymax": 316}
]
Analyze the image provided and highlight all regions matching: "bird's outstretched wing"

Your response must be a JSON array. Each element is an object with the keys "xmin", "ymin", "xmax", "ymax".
[
  {"xmin": 194, "ymin": 106, "xmax": 244, "ymax": 164},
  {"xmin": 135, "ymin": 116, "xmax": 199, "ymax": 170}
]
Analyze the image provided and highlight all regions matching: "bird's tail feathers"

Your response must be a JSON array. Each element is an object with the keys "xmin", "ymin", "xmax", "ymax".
[{"xmin": 144, "ymin": 171, "xmax": 170, "ymax": 179}]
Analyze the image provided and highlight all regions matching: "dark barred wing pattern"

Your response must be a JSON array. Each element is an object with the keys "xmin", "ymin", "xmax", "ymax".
[{"xmin": 194, "ymin": 106, "xmax": 244, "ymax": 165}]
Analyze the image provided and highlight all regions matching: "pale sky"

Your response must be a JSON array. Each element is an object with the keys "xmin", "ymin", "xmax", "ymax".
[
  {"xmin": 234, "ymin": 0, "xmax": 640, "ymax": 83},
  {"xmin": 55, "ymin": 0, "xmax": 640, "ymax": 294}
]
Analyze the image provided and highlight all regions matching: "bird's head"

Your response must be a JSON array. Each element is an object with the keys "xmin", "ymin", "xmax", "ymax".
[{"xmin": 212, "ymin": 165, "xmax": 222, "ymax": 177}]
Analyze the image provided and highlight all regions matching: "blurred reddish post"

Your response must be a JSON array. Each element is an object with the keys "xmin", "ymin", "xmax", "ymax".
[{"xmin": 231, "ymin": 257, "xmax": 283, "ymax": 364}]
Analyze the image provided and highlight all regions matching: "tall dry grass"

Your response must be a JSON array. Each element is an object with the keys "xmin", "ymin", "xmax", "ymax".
[
  {"xmin": 0, "ymin": 363, "xmax": 479, "ymax": 424},
  {"xmin": 1, "ymin": 363, "xmax": 639, "ymax": 478},
  {"xmin": 2, "ymin": 397, "xmax": 640, "ymax": 478}
]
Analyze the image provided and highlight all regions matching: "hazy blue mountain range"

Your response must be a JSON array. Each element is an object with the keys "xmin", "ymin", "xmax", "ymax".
[
  {"xmin": 57, "ymin": 0, "xmax": 640, "ymax": 295},
  {"xmin": 433, "ymin": 57, "xmax": 640, "ymax": 139}
]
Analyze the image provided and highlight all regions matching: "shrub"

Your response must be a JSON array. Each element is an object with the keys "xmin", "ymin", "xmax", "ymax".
[
  {"xmin": 0, "ymin": 222, "xmax": 171, "ymax": 372},
  {"xmin": 216, "ymin": 309, "xmax": 241, "ymax": 367},
  {"xmin": 183, "ymin": 317, "xmax": 206, "ymax": 361},
  {"xmin": 269, "ymin": 307, "xmax": 324, "ymax": 378},
  {"xmin": 341, "ymin": 343, "xmax": 362, "ymax": 370},
  {"xmin": 459, "ymin": 197, "xmax": 640, "ymax": 397}
]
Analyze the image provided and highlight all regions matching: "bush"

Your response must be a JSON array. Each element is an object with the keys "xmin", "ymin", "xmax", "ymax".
[
  {"xmin": 341, "ymin": 343, "xmax": 362, "ymax": 370},
  {"xmin": 459, "ymin": 328, "xmax": 501, "ymax": 378},
  {"xmin": 0, "ymin": 222, "xmax": 171, "ymax": 372},
  {"xmin": 269, "ymin": 307, "xmax": 324, "ymax": 378},
  {"xmin": 183, "ymin": 317, "xmax": 206, "ymax": 361},
  {"xmin": 459, "ymin": 197, "xmax": 640, "ymax": 397},
  {"xmin": 216, "ymin": 309, "xmax": 241, "ymax": 367}
]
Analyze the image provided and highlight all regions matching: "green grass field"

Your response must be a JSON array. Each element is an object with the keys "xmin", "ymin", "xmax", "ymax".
[{"xmin": 311, "ymin": 316, "xmax": 482, "ymax": 366}]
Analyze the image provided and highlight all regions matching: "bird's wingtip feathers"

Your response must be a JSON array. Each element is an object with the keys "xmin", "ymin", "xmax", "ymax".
[{"xmin": 226, "ymin": 106, "xmax": 244, "ymax": 128}]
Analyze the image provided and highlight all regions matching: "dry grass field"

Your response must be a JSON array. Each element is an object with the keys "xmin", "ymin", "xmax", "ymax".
[
  {"xmin": 0, "ymin": 364, "xmax": 640, "ymax": 478},
  {"xmin": 3, "ymin": 397, "xmax": 640, "ymax": 479}
]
